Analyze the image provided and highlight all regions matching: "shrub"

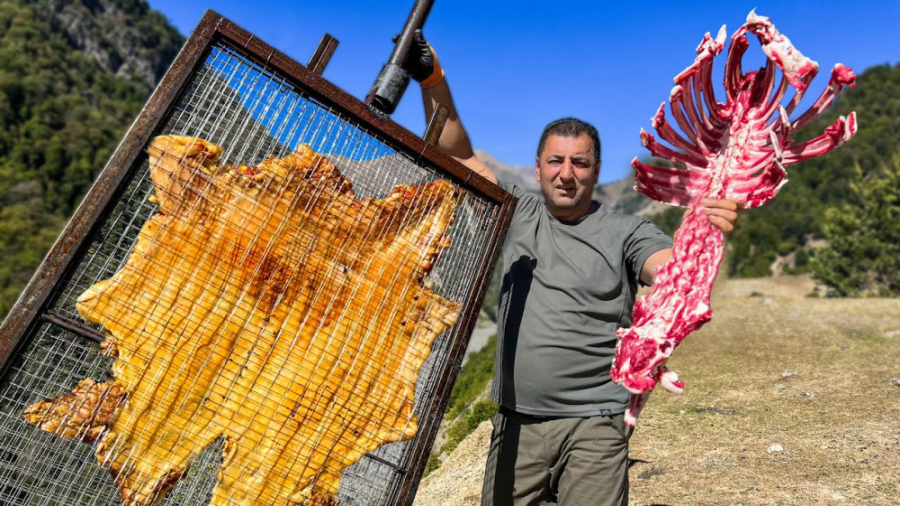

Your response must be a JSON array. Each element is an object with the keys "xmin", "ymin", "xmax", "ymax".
[{"xmin": 811, "ymin": 156, "xmax": 900, "ymax": 296}]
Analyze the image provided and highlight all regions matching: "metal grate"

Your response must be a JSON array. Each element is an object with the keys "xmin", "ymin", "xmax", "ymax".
[{"xmin": 0, "ymin": 11, "xmax": 513, "ymax": 506}]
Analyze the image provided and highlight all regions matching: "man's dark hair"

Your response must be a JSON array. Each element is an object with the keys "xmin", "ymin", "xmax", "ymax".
[{"xmin": 536, "ymin": 117, "xmax": 602, "ymax": 164}]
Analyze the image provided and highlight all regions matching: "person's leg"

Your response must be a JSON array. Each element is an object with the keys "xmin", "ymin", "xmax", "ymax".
[
  {"xmin": 553, "ymin": 414, "xmax": 629, "ymax": 506},
  {"xmin": 481, "ymin": 410, "xmax": 554, "ymax": 506}
]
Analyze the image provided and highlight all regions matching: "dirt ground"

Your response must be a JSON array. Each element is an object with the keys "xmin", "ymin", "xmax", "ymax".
[{"xmin": 414, "ymin": 276, "xmax": 900, "ymax": 506}]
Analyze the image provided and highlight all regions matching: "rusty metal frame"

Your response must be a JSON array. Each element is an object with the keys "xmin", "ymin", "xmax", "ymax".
[{"xmin": 0, "ymin": 9, "xmax": 514, "ymax": 506}]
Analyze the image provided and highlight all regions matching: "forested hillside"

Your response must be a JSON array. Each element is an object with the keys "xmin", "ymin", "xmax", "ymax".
[
  {"xmin": 653, "ymin": 63, "xmax": 900, "ymax": 278},
  {"xmin": 730, "ymin": 63, "xmax": 900, "ymax": 277},
  {"xmin": 0, "ymin": 0, "xmax": 182, "ymax": 318}
]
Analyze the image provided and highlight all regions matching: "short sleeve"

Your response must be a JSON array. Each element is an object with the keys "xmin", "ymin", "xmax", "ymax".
[
  {"xmin": 624, "ymin": 219, "xmax": 673, "ymax": 285},
  {"xmin": 497, "ymin": 180, "xmax": 543, "ymax": 219}
]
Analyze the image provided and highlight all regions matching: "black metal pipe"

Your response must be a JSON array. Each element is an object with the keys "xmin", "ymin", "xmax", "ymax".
[{"xmin": 366, "ymin": 0, "xmax": 435, "ymax": 115}]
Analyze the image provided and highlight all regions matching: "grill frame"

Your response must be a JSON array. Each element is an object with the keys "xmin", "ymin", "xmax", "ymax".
[{"xmin": 0, "ymin": 10, "xmax": 514, "ymax": 506}]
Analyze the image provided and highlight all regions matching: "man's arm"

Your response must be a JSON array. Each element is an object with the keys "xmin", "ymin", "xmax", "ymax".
[
  {"xmin": 402, "ymin": 30, "xmax": 497, "ymax": 184},
  {"xmin": 421, "ymin": 80, "xmax": 496, "ymax": 183},
  {"xmin": 639, "ymin": 198, "xmax": 741, "ymax": 285}
]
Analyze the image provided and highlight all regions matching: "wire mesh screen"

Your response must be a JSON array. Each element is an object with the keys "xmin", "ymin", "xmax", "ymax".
[{"xmin": 0, "ymin": 31, "xmax": 507, "ymax": 506}]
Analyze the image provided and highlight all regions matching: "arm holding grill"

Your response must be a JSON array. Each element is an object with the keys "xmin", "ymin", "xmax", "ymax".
[
  {"xmin": 422, "ymin": 80, "xmax": 496, "ymax": 183},
  {"xmin": 403, "ymin": 31, "xmax": 497, "ymax": 184}
]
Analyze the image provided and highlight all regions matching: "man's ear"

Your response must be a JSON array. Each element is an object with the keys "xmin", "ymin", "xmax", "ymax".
[
  {"xmin": 535, "ymin": 156, "xmax": 541, "ymax": 182},
  {"xmin": 594, "ymin": 161, "xmax": 602, "ymax": 182}
]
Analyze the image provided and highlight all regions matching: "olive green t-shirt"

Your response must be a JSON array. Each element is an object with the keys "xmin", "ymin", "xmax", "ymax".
[{"xmin": 492, "ymin": 182, "xmax": 673, "ymax": 417}]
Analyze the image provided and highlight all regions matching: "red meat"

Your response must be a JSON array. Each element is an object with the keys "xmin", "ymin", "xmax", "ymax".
[{"xmin": 611, "ymin": 11, "xmax": 857, "ymax": 426}]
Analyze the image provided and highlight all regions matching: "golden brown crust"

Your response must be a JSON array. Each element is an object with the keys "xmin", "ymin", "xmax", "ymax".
[
  {"xmin": 23, "ymin": 379, "xmax": 126, "ymax": 444},
  {"xmin": 25, "ymin": 136, "xmax": 460, "ymax": 506}
]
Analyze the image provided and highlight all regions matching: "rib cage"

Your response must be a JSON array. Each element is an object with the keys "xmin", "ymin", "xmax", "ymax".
[{"xmin": 611, "ymin": 11, "xmax": 858, "ymax": 426}]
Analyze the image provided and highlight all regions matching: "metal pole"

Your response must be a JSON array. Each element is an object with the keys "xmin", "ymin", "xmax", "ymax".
[{"xmin": 366, "ymin": 0, "xmax": 435, "ymax": 115}]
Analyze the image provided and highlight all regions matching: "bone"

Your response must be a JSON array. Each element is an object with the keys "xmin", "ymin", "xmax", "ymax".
[
  {"xmin": 613, "ymin": 12, "xmax": 857, "ymax": 428},
  {"xmin": 790, "ymin": 64, "xmax": 857, "ymax": 132}
]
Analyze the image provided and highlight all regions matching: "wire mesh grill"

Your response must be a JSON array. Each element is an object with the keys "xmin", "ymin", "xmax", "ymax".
[{"xmin": 0, "ymin": 29, "xmax": 508, "ymax": 506}]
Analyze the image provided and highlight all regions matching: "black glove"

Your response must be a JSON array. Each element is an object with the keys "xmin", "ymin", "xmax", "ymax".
[{"xmin": 397, "ymin": 29, "xmax": 436, "ymax": 83}]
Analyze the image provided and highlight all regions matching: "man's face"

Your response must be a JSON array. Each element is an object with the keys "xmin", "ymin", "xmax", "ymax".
[{"xmin": 535, "ymin": 134, "xmax": 600, "ymax": 221}]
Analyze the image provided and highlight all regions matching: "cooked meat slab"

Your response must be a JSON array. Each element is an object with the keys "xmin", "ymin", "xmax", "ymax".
[{"xmin": 24, "ymin": 135, "xmax": 461, "ymax": 506}]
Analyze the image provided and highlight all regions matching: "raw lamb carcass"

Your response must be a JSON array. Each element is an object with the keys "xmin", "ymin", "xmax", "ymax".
[{"xmin": 610, "ymin": 11, "xmax": 857, "ymax": 426}]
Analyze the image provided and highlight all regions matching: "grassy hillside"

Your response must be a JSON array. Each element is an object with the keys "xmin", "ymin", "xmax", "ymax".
[{"xmin": 0, "ymin": 0, "xmax": 182, "ymax": 319}]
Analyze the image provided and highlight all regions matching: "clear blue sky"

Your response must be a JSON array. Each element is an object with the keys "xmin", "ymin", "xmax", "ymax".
[{"xmin": 147, "ymin": 0, "xmax": 898, "ymax": 183}]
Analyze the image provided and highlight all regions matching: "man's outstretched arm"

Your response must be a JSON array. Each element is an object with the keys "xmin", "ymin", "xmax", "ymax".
[
  {"xmin": 402, "ymin": 30, "xmax": 497, "ymax": 184},
  {"xmin": 639, "ymin": 198, "xmax": 741, "ymax": 285}
]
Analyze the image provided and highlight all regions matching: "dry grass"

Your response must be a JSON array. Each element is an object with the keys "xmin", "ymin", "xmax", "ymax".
[
  {"xmin": 415, "ymin": 276, "xmax": 900, "ymax": 506},
  {"xmin": 630, "ymin": 277, "xmax": 900, "ymax": 505}
]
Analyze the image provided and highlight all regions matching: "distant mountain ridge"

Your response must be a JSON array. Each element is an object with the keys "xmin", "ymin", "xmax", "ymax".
[{"xmin": 44, "ymin": 0, "xmax": 183, "ymax": 92}]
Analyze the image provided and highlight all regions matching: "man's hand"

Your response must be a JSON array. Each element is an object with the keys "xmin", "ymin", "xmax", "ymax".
[
  {"xmin": 696, "ymin": 198, "xmax": 740, "ymax": 234},
  {"xmin": 398, "ymin": 29, "xmax": 438, "ymax": 84}
]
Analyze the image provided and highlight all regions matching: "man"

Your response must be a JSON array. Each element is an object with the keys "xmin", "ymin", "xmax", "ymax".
[{"xmin": 400, "ymin": 31, "xmax": 738, "ymax": 506}]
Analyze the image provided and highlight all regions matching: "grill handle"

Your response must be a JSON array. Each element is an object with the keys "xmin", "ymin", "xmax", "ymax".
[{"xmin": 366, "ymin": 0, "xmax": 435, "ymax": 115}]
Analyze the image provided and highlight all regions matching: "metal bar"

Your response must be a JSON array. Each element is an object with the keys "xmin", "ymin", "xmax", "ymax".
[
  {"xmin": 387, "ymin": 0, "xmax": 434, "ymax": 68},
  {"xmin": 422, "ymin": 103, "xmax": 449, "ymax": 148},
  {"xmin": 210, "ymin": 17, "xmax": 511, "ymax": 206},
  {"xmin": 366, "ymin": 0, "xmax": 435, "ymax": 115},
  {"xmin": 390, "ymin": 199, "xmax": 517, "ymax": 506},
  {"xmin": 41, "ymin": 311, "xmax": 105, "ymax": 344},
  {"xmin": 307, "ymin": 34, "xmax": 339, "ymax": 75},
  {"xmin": 0, "ymin": 10, "xmax": 222, "ymax": 374},
  {"xmin": 363, "ymin": 451, "xmax": 407, "ymax": 472}
]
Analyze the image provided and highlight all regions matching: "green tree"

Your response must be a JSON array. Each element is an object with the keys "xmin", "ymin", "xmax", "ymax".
[
  {"xmin": 811, "ymin": 154, "xmax": 900, "ymax": 296},
  {"xmin": 724, "ymin": 63, "xmax": 900, "ymax": 277}
]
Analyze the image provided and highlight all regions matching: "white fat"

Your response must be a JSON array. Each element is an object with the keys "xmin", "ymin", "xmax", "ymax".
[
  {"xmin": 715, "ymin": 25, "xmax": 727, "ymax": 45},
  {"xmin": 624, "ymin": 409, "xmax": 637, "ymax": 427},
  {"xmin": 770, "ymin": 130, "xmax": 783, "ymax": 159},
  {"xmin": 660, "ymin": 370, "xmax": 685, "ymax": 395}
]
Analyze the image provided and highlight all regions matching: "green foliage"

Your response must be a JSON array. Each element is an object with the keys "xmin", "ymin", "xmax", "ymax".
[
  {"xmin": 811, "ymin": 155, "xmax": 900, "ymax": 296},
  {"xmin": 442, "ymin": 399, "xmax": 497, "ymax": 455},
  {"xmin": 479, "ymin": 264, "xmax": 502, "ymax": 322},
  {"xmin": 425, "ymin": 334, "xmax": 498, "ymax": 475},
  {"xmin": 423, "ymin": 453, "xmax": 442, "ymax": 477},
  {"xmin": 445, "ymin": 333, "xmax": 496, "ymax": 420},
  {"xmin": 652, "ymin": 205, "xmax": 684, "ymax": 237},
  {"xmin": 0, "ymin": 0, "xmax": 182, "ymax": 320},
  {"xmin": 721, "ymin": 63, "xmax": 900, "ymax": 277}
]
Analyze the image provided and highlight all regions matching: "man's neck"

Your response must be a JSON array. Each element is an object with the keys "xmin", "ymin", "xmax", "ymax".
[{"xmin": 547, "ymin": 200, "xmax": 599, "ymax": 222}]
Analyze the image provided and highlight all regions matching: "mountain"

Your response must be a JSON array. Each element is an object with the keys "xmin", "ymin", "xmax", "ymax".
[
  {"xmin": 43, "ymin": 0, "xmax": 183, "ymax": 92},
  {"xmin": 591, "ymin": 175, "xmax": 671, "ymax": 218},
  {"xmin": 0, "ymin": 0, "xmax": 183, "ymax": 319},
  {"xmin": 473, "ymin": 149, "xmax": 539, "ymax": 192}
]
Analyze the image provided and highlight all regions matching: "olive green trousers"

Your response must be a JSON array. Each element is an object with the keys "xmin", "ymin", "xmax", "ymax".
[{"xmin": 480, "ymin": 408, "xmax": 630, "ymax": 506}]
